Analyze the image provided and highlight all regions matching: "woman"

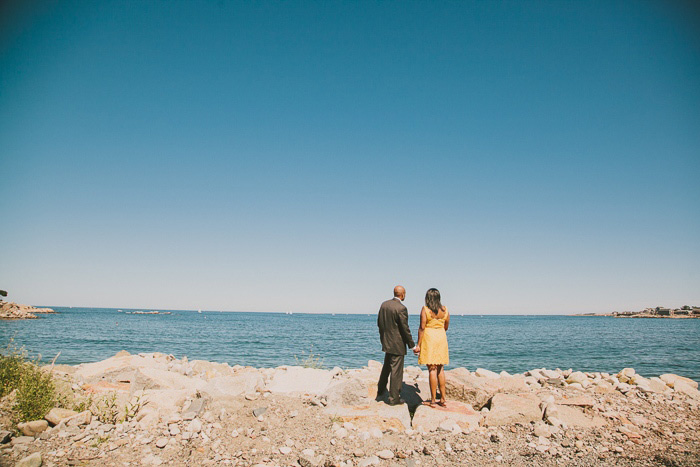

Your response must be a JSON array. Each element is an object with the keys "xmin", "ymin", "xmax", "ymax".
[{"xmin": 416, "ymin": 288, "xmax": 450, "ymax": 407}]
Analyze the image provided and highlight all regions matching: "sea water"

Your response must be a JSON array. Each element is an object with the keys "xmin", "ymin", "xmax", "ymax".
[{"xmin": 1, "ymin": 307, "xmax": 698, "ymax": 380}]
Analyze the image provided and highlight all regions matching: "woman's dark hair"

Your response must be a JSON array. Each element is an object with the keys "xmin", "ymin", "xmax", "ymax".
[{"xmin": 425, "ymin": 288, "xmax": 443, "ymax": 315}]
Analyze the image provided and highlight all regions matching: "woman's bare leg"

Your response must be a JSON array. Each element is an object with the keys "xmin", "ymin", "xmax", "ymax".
[
  {"xmin": 426, "ymin": 365, "xmax": 437, "ymax": 406},
  {"xmin": 437, "ymin": 365, "xmax": 447, "ymax": 405}
]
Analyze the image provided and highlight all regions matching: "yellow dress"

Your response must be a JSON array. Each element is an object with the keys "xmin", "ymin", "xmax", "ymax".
[{"xmin": 418, "ymin": 307, "xmax": 449, "ymax": 365}]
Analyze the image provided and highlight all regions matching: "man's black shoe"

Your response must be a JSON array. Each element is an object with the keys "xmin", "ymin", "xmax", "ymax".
[{"xmin": 387, "ymin": 398, "xmax": 406, "ymax": 406}]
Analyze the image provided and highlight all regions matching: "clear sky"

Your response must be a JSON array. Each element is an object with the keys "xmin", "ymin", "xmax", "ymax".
[{"xmin": 1, "ymin": 1, "xmax": 698, "ymax": 314}]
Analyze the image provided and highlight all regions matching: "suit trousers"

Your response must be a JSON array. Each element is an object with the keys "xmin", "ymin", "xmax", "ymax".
[{"xmin": 377, "ymin": 352, "xmax": 404, "ymax": 403}]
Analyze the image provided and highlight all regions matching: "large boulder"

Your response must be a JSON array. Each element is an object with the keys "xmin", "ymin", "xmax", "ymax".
[
  {"xmin": 190, "ymin": 360, "xmax": 236, "ymax": 379},
  {"xmin": 483, "ymin": 393, "xmax": 542, "ymax": 426},
  {"xmin": 673, "ymin": 380, "xmax": 700, "ymax": 400},
  {"xmin": 324, "ymin": 401, "xmax": 411, "ymax": 431},
  {"xmin": 660, "ymin": 374, "xmax": 698, "ymax": 390},
  {"xmin": 266, "ymin": 367, "xmax": 334, "ymax": 395},
  {"xmin": 411, "ymin": 401, "xmax": 482, "ymax": 433},
  {"xmin": 553, "ymin": 405, "xmax": 607, "ymax": 428},
  {"xmin": 445, "ymin": 368, "xmax": 529, "ymax": 410},
  {"xmin": 17, "ymin": 420, "xmax": 48, "ymax": 437},
  {"xmin": 45, "ymin": 408, "xmax": 78, "ymax": 426},
  {"xmin": 323, "ymin": 377, "xmax": 370, "ymax": 407},
  {"xmin": 201, "ymin": 370, "xmax": 264, "ymax": 399}
]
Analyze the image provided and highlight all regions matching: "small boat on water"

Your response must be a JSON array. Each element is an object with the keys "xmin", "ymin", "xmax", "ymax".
[{"xmin": 198, "ymin": 309, "xmax": 202, "ymax": 314}]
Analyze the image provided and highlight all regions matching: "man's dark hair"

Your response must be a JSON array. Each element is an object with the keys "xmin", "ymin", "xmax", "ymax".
[{"xmin": 0, "ymin": 290, "xmax": 7, "ymax": 297}]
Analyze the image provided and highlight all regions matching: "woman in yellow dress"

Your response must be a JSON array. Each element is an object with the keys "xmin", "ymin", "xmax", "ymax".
[{"xmin": 416, "ymin": 288, "xmax": 450, "ymax": 407}]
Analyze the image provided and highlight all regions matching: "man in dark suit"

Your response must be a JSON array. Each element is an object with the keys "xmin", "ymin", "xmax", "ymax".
[{"xmin": 377, "ymin": 285, "xmax": 418, "ymax": 405}]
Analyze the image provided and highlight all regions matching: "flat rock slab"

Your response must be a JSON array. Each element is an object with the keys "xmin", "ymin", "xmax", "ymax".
[
  {"xmin": 266, "ymin": 367, "xmax": 335, "ymax": 395},
  {"xmin": 555, "ymin": 404, "xmax": 607, "ymax": 428},
  {"xmin": 557, "ymin": 395, "xmax": 595, "ymax": 407},
  {"xmin": 411, "ymin": 401, "xmax": 482, "ymax": 432},
  {"xmin": 325, "ymin": 402, "xmax": 412, "ymax": 431},
  {"xmin": 82, "ymin": 381, "xmax": 131, "ymax": 393},
  {"xmin": 483, "ymin": 393, "xmax": 542, "ymax": 426}
]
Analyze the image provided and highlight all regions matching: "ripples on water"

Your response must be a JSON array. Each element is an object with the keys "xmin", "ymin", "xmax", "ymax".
[{"xmin": 1, "ymin": 308, "xmax": 698, "ymax": 380}]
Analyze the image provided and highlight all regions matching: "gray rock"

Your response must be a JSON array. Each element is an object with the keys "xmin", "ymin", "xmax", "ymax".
[
  {"xmin": 188, "ymin": 418, "xmax": 202, "ymax": 433},
  {"xmin": 44, "ymin": 408, "xmax": 78, "ymax": 426},
  {"xmin": 377, "ymin": 449, "xmax": 394, "ymax": 459},
  {"xmin": 483, "ymin": 393, "xmax": 542, "ymax": 426},
  {"xmin": 252, "ymin": 407, "xmax": 267, "ymax": 417},
  {"xmin": 0, "ymin": 430, "xmax": 11, "ymax": 444},
  {"xmin": 16, "ymin": 452, "xmax": 42, "ymax": 467},
  {"xmin": 11, "ymin": 436, "xmax": 35, "ymax": 445},
  {"xmin": 358, "ymin": 456, "xmax": 380, "ymax": 466},
  {"xmin": 182, "ymin": 398, "xmax": 206, "ymax": 420},
  {"xmin": 65, "ymin": 410, "xmax": 91, "ymax": 427},
  {"xmin": 299, "ymin": 451, "xmax": 325, "ymax": 467},
  {"xmin": 17, "ymin": 420, "xmax": 49, "ymax": 437}
]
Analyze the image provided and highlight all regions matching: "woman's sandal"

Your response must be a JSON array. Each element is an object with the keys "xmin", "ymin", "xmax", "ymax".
[
  {"xmin": 437, "ymin": 401, "xmax": 447, "ymax": 407},
  {"xmin": 422, "ymin": 401, "xmax": 437, "ymax": 408}
]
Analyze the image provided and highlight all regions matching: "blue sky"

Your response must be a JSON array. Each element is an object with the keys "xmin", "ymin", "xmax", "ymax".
[{"xmin": 1, "ymin": 1, "xmax": 698, "ymax": 314}]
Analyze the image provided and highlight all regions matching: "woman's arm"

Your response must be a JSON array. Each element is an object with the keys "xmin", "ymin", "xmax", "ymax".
[
  {"xmin": 444, "ymin": 307, "xmax": 450, "ymax": 331},
  {"xmin": 417, "ymin": 307, "xmax": 427, "ymax": 348}
]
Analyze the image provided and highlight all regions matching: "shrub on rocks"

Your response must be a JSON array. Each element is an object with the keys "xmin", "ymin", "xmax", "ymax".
[{"xmin": 0, "ymin": 340, "xmax": 60, "ymax": 424}]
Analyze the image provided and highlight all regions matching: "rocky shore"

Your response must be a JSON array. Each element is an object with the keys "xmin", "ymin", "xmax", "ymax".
[
  {"xmin": 578, "ymin": 305, "xmax": 700, "ymax": 319},
  {"xmin": 0, "ymin": 301, "xmax": 54, "ymax": 320},
  {"xmin": 1, "ymin": 352, "xmax": 699, "ymax": 466}
]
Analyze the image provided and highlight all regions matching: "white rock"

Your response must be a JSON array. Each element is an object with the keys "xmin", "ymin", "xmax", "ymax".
[
  {"xmin": 189, "ymin": 419, "xmax": 202, "ymax": 433},
  {"xmin": 534, "ymin": 423, "xmax": 551, "ymax": 438},
  {"xmin": 475, "ymin": 368, "xmax": 500, "ymax": 379},
  {"xmin": 566, "ymin": 372, "xmax": 588, "ymax": 385},
  {"xmin": 660, "ymin": 374, "xmax": 698, "ymax": 389},
  {"xmin": 155, "ymin": 437, "xmax": 168, "ymax": 448},
  {"xmin": 279, "ymin": 446, "xmax": 292, "ymax": 455},
  {"xmin": 376, "ymin": 449, "xmax": 394, "ymax": 459},
  {"xmin": 358, "ymin": 455, "xmax": 380, "ymax": 466},
  {"xmin": 16, "ymin": 452, "xmax": 42, "ymax": 467}
]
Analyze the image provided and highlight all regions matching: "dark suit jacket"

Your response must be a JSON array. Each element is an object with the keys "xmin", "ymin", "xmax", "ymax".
[{"xmin": 377, "ymin": 298, "xmax": 415, "ymax": 355}]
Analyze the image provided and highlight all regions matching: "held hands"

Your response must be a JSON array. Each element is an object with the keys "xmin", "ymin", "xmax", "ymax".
[{"xmin": 413, "ymin": 345, "xmax": 420, "ymax": 355}]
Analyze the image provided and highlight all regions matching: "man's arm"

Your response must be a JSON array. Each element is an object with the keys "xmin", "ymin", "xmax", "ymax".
[{"xmin": 397, "ymin": 307, "xmax": 415, "ymax": 350}]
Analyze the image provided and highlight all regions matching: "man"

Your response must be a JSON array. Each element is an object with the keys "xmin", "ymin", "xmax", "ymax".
[{"xmin": 377, "ymin": 285, "xmax": 418, "ymax": 405}]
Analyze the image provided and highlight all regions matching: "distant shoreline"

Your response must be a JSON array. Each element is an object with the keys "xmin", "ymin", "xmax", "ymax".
[{"xmin": 574, "ymin": 313, "xmax": 700, "ymax": 319}]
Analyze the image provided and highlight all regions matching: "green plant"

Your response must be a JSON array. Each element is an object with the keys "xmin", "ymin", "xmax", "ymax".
[
  {"xmin": 13, "ymin": 367, "xmax": 56, "ymax": 424},
  {"xmin": 73, "ymin": 393, "xmax": 94, "ymax": 413},
  {"xmin": 124, "ymin": 394, "xmax": 145, "ymax": 422},
  {"xmin": 1, "ymin": 339, "xmax": 58, "ymax": 424},
  {"xmin": 92, "ymin": 435, "xmax": 110, "ymax": 447},
  {"xmin": 0, "ymin": 339, "xmax": 28, "ymax": 397},
  {"xmin": 92, "ymin": 392, "xmax": 120, "ymax": 424},
  {"xmin": 294, "ymin": 346, "xmax": 324, "ymax": 369}
]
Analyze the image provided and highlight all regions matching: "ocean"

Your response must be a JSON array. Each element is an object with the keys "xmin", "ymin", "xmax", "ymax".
[{"xmin": 1, "ymin": 307, "xmax": 699, "ymax": 381}]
